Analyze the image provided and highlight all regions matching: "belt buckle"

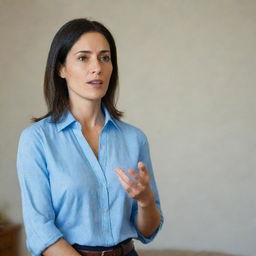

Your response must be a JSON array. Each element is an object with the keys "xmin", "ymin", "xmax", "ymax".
[
  {"xmin": 101, "ymin": 248, "xmax": 119, "ymax": 256},
  {"xmin": 101, "ymin": 250, "xmax": 109, "ymax": 256}
]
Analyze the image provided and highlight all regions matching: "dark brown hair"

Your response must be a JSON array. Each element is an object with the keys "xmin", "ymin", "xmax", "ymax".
[{"xmin": 32, "ymin": 18, "xmax": 123, "ymax": 123}]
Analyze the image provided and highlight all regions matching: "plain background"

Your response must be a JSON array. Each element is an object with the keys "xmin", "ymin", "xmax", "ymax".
[{"xmin": 0, "ymin": 0, "xmax": 255, "ymax": 256}]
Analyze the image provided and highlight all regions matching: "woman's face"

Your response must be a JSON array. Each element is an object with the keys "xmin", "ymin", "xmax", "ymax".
[{"xmin": 59, "ymin": 32, "xmax": 113, "ymax": 104}]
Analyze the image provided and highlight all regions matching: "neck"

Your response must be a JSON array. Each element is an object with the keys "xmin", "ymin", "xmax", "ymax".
[{"xmin": 69, "ymin": 99, "xmax": 105, "ymax": 129}]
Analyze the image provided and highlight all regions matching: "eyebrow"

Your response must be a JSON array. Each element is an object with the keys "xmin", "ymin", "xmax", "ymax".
[{"xmin": 75, "ymin": 50, "xmax": 110, "ymax": 55}]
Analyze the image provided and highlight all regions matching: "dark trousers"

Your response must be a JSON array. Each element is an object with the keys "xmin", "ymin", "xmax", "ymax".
[{"xmin": 127, "ymin": 249, "xmax": 139, "ymax": 256}]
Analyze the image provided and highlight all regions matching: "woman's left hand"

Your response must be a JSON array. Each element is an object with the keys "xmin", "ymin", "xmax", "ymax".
[{"xmin": 115, "ymin": 162, "xmax": 155, "ymax": 208}]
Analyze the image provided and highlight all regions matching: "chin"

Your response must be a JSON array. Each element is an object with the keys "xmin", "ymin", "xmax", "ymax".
[{"xmin": 81, "ymin": 93, "xmax": 106, "ymax": 101}]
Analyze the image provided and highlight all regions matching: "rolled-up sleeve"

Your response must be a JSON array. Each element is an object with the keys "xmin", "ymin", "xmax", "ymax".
[
  {"xmin": 131, "ymin": 133, "xmax": 164, "ymax": 244},
  {"xmin": 17, "ymin": 126, "xmax": 63, "ymax": 256}
]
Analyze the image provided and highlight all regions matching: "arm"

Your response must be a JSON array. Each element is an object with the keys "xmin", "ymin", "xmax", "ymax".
[
  {"xmin": 42, "ymin": 238, "xmax": 81, "ymax": 256},
  {"xmin": 17, "ymin": 127, "xmax": 80, "ymax": 256},
  {"xmin": 115, "ymin": 134, "xmax": 163, "ymax": 242},
  {"xmin": 136, "ymin": 200, "xmax": 161, "ymax": 238},
  {"xmin": 116, "ymin": 162, "xmax": 161, "ymax": 238},
  {"xmin": 134, "ymin": 165, "xmax": 161, "ymax": 238}
]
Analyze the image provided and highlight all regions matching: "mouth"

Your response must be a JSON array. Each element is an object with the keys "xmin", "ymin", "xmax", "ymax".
[
  {"xmin": 86, "ymin": 79, "xmax": 103, "ymax": 86},
  {"xmin": 86, "ymin": 79, "xmax": 103, "ymax": 88}
]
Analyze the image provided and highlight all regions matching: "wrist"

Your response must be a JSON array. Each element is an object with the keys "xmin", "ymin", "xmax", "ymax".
[{"xmin": 138, "ymin": 190, "xmax": 155, "ymax": 208}]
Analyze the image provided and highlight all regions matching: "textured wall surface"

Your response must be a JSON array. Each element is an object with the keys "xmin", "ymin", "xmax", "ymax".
[{"xmin": 0, "ymin": 1, "xmax": 255, "ymax": 256}]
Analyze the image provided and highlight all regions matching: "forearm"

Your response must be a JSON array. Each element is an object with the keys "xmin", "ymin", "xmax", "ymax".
[
  {"xmin": 116, "ymin": 162, "xmax": 161, "ymax": 238},
  {"xmin": 42, "ymin": 238, "xmax": 81, "ymax": 256},
  {"xmin": 135, "ymin": 199, "xmax": 161, "ymax": 238}
]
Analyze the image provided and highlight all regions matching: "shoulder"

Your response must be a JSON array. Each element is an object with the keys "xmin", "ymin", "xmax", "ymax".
[
  {"xmin": 114, "ymin": 119, "xmax": 148, "ymax": 145},
  {"xmin": 18, "ymin": 116, "xmax": 55, "ymax": 145}
]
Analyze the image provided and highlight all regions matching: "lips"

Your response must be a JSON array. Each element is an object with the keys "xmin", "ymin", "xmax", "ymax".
[
  {"xmin": 86, "ymin": 79, "xmax": 103, "ymax": 88},
  {"xmin": 87, "ymin": 79, "xmax": 103, "ymax": 85}
]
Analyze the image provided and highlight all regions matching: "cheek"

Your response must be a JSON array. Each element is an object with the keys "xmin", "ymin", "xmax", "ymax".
[{"xmin": 66, "ymin": 65, "xmax": 86, "ymax": 81}]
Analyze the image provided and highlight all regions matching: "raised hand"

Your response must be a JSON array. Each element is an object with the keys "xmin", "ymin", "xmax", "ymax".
[{"xmin": 115, "ymin": 162, "xmax": 155, "ymax": 207}]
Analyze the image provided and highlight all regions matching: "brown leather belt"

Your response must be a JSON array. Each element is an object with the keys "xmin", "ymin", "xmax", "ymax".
[{"xmin": 76, "ymin": 240, "xmax": 134, "ymax": 256}]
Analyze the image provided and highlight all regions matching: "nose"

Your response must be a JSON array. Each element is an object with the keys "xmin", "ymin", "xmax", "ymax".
[{"xmin": 90, "ymin": 58, "xmax": 102, "ymax": 75}]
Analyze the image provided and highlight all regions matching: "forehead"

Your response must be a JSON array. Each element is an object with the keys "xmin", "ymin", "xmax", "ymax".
[{"xmin": 70, "ymin": 32, "xmax": 110, "ymax": 53}]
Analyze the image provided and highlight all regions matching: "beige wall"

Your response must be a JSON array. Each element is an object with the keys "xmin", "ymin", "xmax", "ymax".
[{"xmin": 0, "ymin": 0, "xmax": 255, "ymax": 256}]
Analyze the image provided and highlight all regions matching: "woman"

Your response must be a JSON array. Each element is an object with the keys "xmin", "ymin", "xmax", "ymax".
[{"xmin": 17, "ymin": 18, "xmax": 163, "ymax": 256}]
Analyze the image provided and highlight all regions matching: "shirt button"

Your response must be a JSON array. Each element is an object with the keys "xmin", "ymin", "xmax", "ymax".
[{"xmin": 105, "ymin": 208, "xmax": 109, "ymax": 212}]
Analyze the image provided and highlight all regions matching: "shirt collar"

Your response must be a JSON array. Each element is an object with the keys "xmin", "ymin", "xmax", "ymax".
[
  {"xmin": 55, "ymin": 110, "xmax": 76, "ymax": 132},
  {"xmin": 56, "ymin": 103, "xmax": 119, "ymax": 132},
  {"xmin": 101, "ymin": 103, "xmax": 120, "ymax": 131}
]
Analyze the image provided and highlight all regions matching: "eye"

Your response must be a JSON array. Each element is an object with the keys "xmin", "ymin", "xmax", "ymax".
[
  {"xmin": 99, "ymin": 55, "xmax": 111, "ymax": 62},
  {"xmin": 78, "ymin": 56, "xmax": 88, "ymax": 61}
]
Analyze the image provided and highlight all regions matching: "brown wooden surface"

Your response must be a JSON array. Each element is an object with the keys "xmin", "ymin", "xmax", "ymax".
[
  {"xmin": 137, "ymin": 250, "xmax": 238, "ymax": 256},
  {"xmin": 0, "ymin": 224, "xmax": 21, "ymax": 256}
]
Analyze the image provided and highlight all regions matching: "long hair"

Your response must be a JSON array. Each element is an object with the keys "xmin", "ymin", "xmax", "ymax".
[{"xmin": 32, "ymin": 18, "xmax": 123, "ymax": 123}]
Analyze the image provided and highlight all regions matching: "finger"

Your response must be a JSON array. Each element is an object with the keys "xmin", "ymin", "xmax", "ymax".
[
  {"xmin": 115, "ymin": 169, "xmax": 142, "ymax": 196},
  {"xmin": 138, "ymin": 162, "xmax": 151, "ymax": 180},
  {"xmin": 138, "ymin": 162, "xmax": 147, "ymax": 174},
  {"xmin": 115, "ymin": 168, "xmax": 137, "ymax": 187},
  {"xmin": 128, "ymin": 169, "xmax": 146, "ymax": 185},
  {"xmin": 116, "ymin": 173, "xmax": 130, "ymax": 191}
]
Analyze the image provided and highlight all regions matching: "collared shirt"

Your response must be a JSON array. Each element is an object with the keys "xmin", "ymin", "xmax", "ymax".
[{"xmin": 17, "ymin": 104, "xmax": 163, "ymax": 256}]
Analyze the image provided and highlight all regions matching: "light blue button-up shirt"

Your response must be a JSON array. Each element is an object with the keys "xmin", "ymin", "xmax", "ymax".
[{"xmin": 17, "ymin": 104, "xmax": 163, "ymax": 256}]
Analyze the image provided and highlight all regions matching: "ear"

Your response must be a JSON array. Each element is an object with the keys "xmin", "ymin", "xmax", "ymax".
[{"xmin": 58, "ymin": 63, "xmax": 66, "ymax": 79}]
